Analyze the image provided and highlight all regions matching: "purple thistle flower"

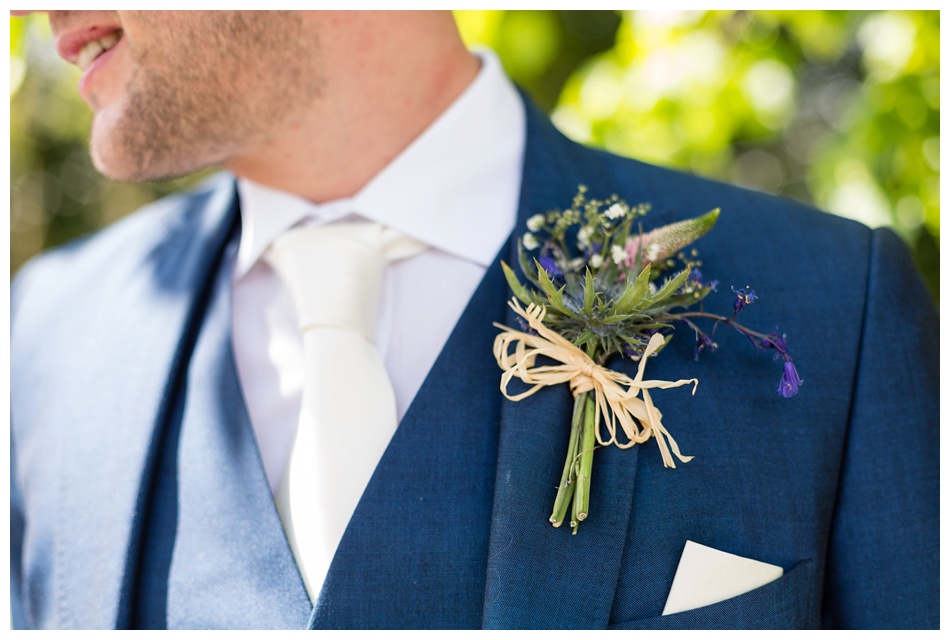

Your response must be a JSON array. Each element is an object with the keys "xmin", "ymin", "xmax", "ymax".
[
  {"xmin": 538, "ymin": 254, "xmax": 563, "ymax": 278},
  {"xmin": 732, "ymin": 286, "xmax": 757, "ymax": 313},
  {"xmin": 777, "ymin": 360, "xmax": 803, "ymax": 398}
]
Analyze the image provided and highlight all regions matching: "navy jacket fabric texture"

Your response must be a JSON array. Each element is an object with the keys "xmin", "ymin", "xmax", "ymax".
[{"xmin": 10, "ymin": 98, "xmax": 938, "ymax": 629}]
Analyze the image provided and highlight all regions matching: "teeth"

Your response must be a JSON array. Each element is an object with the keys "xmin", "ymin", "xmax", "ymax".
[
  {"xmin": 76, "ymin": 31, "xmax": 122, "ymax": 71},
  {"xmin": 99, "ymin": 31, "xmax": 121, "ymax": 52},
  {"xmin": 76, "ymin": 41, "xmax": 103, "ymax": 70}
]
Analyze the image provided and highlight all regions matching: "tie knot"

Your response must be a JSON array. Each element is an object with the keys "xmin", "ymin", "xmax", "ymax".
[{"xmin": 265, "ymin": 221, "xmax": 426, "ymax": 340}]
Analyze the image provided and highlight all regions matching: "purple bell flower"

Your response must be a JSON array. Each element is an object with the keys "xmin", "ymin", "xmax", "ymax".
[
  {"xmin": 777, "ymin": 360, "xmax": 803, "ymax": 398},
  {"xmin": 751, "ymin": 331, "xmax": 789, "ymax": 355},
  {"xmin": 766, "ymin": 332, "xmax": 790, "ymax": 361},
  {"xmin": 732, "ymin": 286, "xmax": 757, "ymax": 313},
  {"xmin": 693, "ymin": 333, "xmax": 717, "ymax": 361},
  {"xmin": 689, "ymin": 268, "xmax": 718, "ymax": 292},
  {"xmin": 767, "ymin": 332, "xmax": 787, "ymax": 352}
]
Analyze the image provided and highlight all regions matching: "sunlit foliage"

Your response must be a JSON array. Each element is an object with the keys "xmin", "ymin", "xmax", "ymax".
[{"xmin": 458, "ymin": 10, "xmax": 938, "ymax": 302}]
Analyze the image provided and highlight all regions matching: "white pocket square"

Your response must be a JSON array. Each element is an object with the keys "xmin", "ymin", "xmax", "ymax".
[{"xmin": 662, "ymin": 540, "xmax": 783, "ymax": 616}]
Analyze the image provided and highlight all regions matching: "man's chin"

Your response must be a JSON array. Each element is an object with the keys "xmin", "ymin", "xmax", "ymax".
[
  {"xmin": 89, "ymin": 136, "xmax": 203, "ymax": 183},
  {"xmin": 89, "ymin": 150, "xmax": 140, "ymax": 182},
  {"xmin": 89, "ymin": 112, "xmax": 192, "ymax": 182},
  {"xmin": 89, "ymin": 124, "xmax": 153, "ymax": 182}
]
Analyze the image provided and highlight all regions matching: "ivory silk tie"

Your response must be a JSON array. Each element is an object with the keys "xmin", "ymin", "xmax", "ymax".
[{"xmin": 264, "ymin": 221, "xmax": 427, "ymax": 602}]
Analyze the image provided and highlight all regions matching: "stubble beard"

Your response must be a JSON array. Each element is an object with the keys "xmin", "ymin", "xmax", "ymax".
[
  {"xmin": 89, "ymin": 11, "xmax": 322, "ymax": 183},
  {"xmin": 90, "ymin": 65, "xmax": 237, "ymax": 182}
]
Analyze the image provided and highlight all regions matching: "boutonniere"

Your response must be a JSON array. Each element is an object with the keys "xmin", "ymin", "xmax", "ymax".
[{"xmin": 493, "ymin": 186, "xmax": 802, "ymax": 534}]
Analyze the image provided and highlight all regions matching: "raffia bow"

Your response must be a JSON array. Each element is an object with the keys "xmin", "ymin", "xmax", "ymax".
[{"xmin": 493, "ymin": 299, "xmax": 698, "ymax": 468}]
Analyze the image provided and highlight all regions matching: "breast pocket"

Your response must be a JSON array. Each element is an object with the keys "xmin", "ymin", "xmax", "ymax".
[{"xmin": 608, "ymin": 559, "xmax": 815, "ymax": 630}]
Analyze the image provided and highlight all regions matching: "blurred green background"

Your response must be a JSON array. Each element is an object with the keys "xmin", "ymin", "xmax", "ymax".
[{"xmin": 10, "ymin": 10, "xmax": 940, "ymax": 301}]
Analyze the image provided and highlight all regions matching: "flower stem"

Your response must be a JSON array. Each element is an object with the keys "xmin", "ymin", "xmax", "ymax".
[
  {"xmin": 573, "ymin": 394, "xmax": 598, "ymax": 528},
  {"xmin": 550, "ymin": 392, "xmax": 586, "ymax": 527},
  {"xmin": 571, "ymin": 483, "xmax": 579, "ymax": 534},
  {"xmin": 668, "ymin": 311, "xmax": 774, "ymax": 344}
]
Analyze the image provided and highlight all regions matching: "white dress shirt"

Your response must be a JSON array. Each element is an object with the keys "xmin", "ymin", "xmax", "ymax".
[{"xmin": 232, "ymin": 50, "xmax": 526, "ymax": 493}]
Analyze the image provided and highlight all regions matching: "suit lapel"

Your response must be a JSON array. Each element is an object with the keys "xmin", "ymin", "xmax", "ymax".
[
  {"xmin": 481, "ymin": 100, "xmax": 651, "ymax": 629},
  {"xmin": 52, "ymin": 178, "xmax": 240, "ymax": 628}
]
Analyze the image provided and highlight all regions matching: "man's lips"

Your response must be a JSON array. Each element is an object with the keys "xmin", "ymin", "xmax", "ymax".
[
  {"xmin": 76, "ymin": 30, "xmax": 122, "ymax": 71},
  {"xmin": 77, "ymin": 36, "xmax": 124, "ymax": 104},
  {"xmin": 55, "ymin": 23, "xmax": 123, "ymax": 65}
]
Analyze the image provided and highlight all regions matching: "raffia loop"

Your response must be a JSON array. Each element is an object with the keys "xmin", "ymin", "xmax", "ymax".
[{"xmin": 493, "ymin": 299, "xmax": 699, "ymax": 468}]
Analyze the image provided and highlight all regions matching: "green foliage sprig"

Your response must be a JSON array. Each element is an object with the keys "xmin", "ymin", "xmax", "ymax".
[{"xmin": 503, "ymin": 186, "xmax": 720, "ymax": 364}]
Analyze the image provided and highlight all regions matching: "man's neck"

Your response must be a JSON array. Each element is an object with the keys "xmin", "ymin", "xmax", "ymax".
[{"xmin": 223, "ymin": 13, "xmax": 480, "ymax": 204}]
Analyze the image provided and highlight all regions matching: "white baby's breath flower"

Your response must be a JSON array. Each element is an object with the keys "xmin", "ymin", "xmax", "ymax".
[
  {"xmin": 648, "ymin": 281, "xmax": 658, "ymax": 295},
  {"xmin": 610, "ymin": 244, "xmax": 627, "ymax": 264},
  {"xmin": 645, "ymin": 242, "xmax": 660, "ymax": 262},
  {"xmin": 569, "ymin": 257, "xmax": 585, "ymax": 271},
  {"xmin": 605, "ymin": 203, "xmax": 625, "ymax": 220},
  {"xmin": 522, "ymin": 232, "xmax": 539, "ymax": 250},
  {"xmin": 590, "ymin": 253, "xmax": 604, "ymax": 268},
  {"xmin": 527, "ymin": 214, "xmax": 545, "ymax": 232},
  {"xmin": 577, "ymin": 226, "xmax": 592, "ymax": 248}
]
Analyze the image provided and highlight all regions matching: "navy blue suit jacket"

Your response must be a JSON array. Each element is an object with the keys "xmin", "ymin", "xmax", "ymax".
[{"xmin": 10, "ymin": 99, "xmax": 938, "ymax": 629}]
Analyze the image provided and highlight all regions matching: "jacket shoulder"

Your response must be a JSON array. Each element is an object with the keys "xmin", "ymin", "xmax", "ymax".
[
  {"xmin": 597, "ymin": 143, "xmax": 869, "ymax": 246},
  {"xmin": 520, "ymin": 101, "xmax": 871, "ymax": 252},
  {"xmin": 11, "ymin": 173, "xmax": 237, "ymax": 322}
]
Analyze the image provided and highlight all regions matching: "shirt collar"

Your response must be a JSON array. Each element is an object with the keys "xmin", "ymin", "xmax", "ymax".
[{"xmin": 234, "ymin": 49, "xmax": 525, "ymax": 281}]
